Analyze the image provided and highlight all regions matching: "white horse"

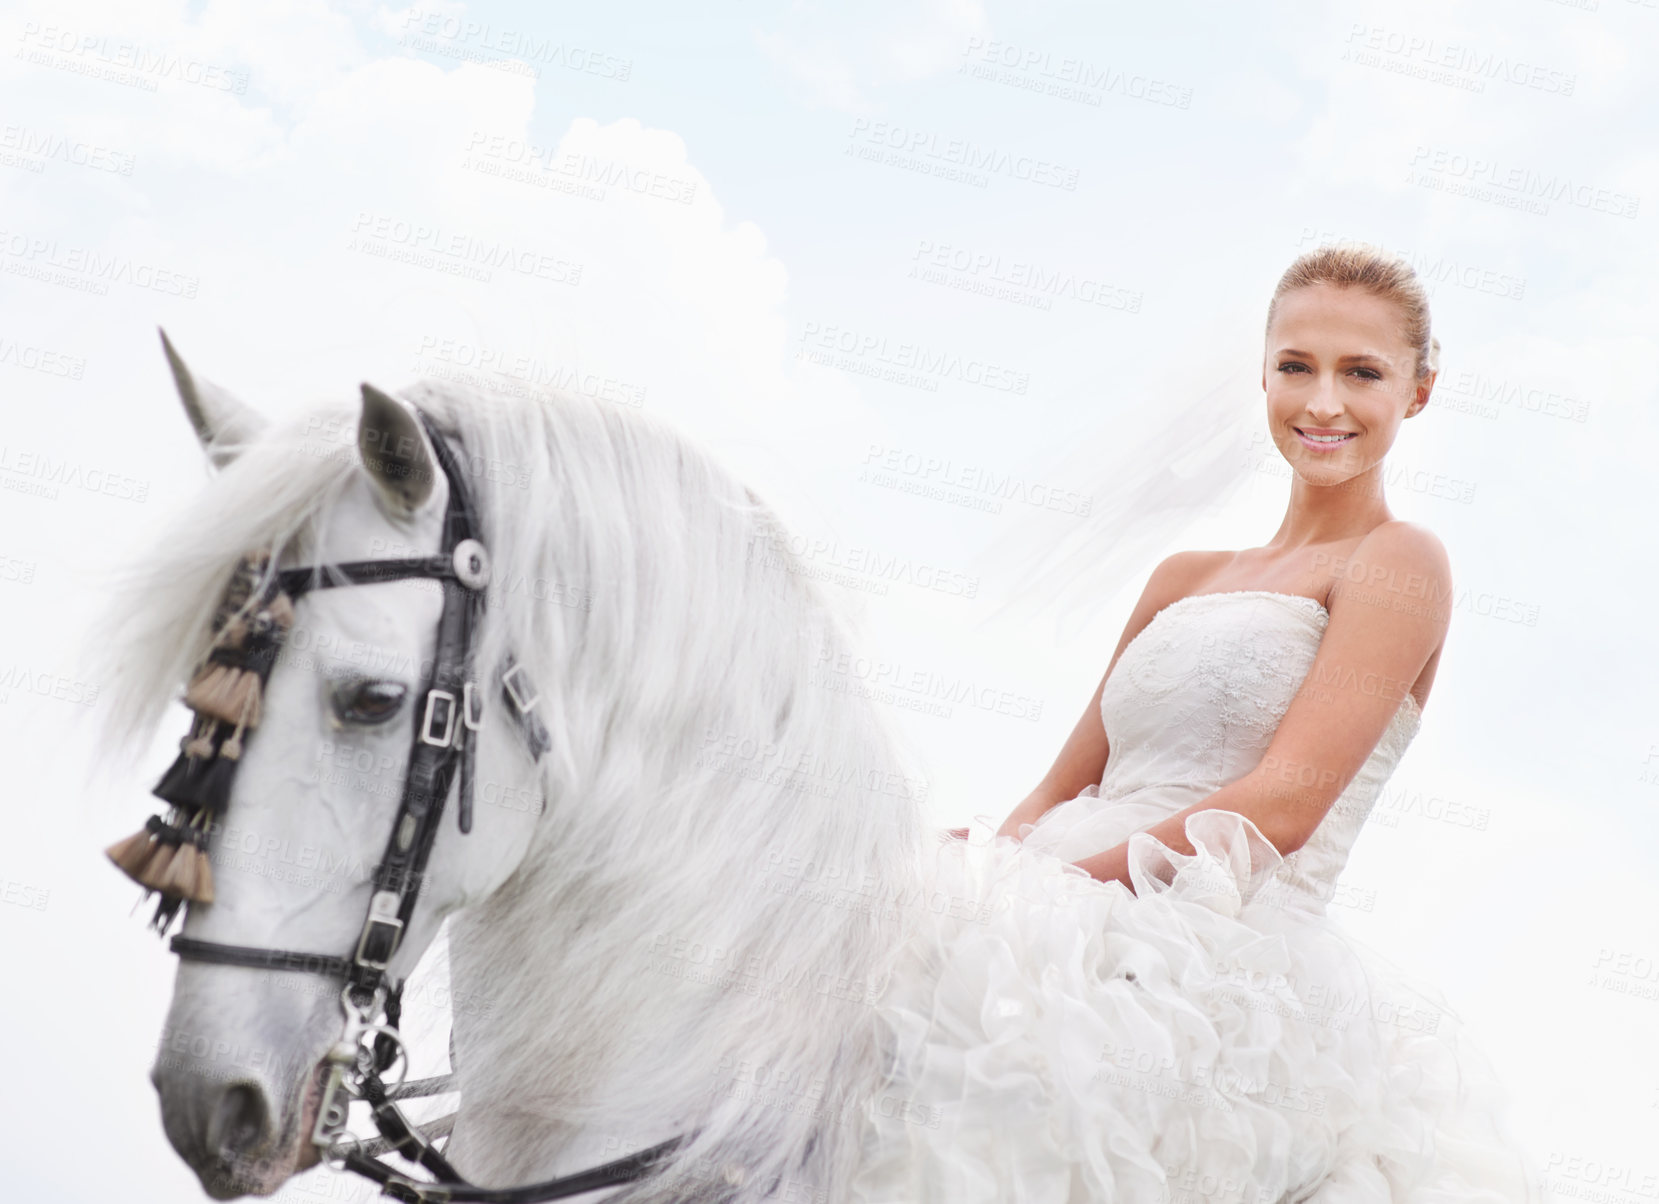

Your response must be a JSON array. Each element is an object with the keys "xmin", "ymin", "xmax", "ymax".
[{"xmin": 100, "ymin": 335, "xmax": 950, "ymax": 1201}]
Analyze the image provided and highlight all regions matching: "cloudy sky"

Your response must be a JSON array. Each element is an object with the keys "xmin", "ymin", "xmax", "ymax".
[{"xmin": 1, "ymin": 0, "xmax": 1655, "ymax": 1199}]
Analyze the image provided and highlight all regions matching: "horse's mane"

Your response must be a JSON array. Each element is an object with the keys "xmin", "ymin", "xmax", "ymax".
[{"xmin": 93, "ymin": 379, "xmax": 931, "ymax": 1202}]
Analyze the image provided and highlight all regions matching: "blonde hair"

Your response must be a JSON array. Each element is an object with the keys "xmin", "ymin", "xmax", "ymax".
[{"xmin": 1266, "ymin": 242, "xmax": 1441, "ymax": 380}]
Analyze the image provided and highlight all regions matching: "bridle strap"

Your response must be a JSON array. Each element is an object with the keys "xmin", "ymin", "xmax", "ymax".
[
  {"xmin": 341, "ymin": 1133, "xmax": 693, "ymax": 1203},
  {"xmin": 277, "ymin": 555, "xmax": 456, "ymax": 594},
  {"xmin": 168, "ymin": 937, "xmax": 351, "ymax": 978}
]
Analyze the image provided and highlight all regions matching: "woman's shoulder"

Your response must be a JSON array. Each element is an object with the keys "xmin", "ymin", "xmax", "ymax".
[
  {"xmin": 1340, "ymin": 521, "xmax": 1452, "ymax": 602},
  {"xmin": 1151, "ymin": 548, "xmax": 1235, "ymax": 591}
]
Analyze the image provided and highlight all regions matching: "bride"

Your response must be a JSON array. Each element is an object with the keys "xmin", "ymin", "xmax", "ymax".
[{"xmin": 877, "ymin": 244, "xmax": 1549, "ymax": 1202}]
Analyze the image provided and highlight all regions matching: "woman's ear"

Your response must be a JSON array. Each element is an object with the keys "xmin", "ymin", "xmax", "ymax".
[{"xmin": 1409, "ymin": 369, "xmax": 1437, "ymax": 417}]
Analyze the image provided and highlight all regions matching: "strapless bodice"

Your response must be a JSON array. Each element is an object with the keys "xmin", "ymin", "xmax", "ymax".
[{"xmin": 1021, "ymin": 590, "xmax": 1422, "ymax": 913}]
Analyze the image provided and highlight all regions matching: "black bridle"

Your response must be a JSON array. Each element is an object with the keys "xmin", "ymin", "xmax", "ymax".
[{"xmin": 157, "ymin": 403, "xmax": 693, "ymax": 1202}]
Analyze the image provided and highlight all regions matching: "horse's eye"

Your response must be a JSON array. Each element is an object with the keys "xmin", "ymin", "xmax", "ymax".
[{"xmin": 330, "ymin": 679, "xmax": 407, "ymax": 726}]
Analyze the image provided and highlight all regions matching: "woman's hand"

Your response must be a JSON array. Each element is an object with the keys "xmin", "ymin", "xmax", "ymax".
[
  {"xmin": 993, "ymin": 790, "xmax": 1058, "ymax": 842},
  {"xmin": 944, "ymin": 792, "xmax": 1058, "ymax": 843}
]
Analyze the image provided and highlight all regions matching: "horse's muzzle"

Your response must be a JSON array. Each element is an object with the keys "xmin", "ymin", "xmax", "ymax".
[{"xmin": 151, "ymin": 1045, "xmax": 328, "ymax": 1198}]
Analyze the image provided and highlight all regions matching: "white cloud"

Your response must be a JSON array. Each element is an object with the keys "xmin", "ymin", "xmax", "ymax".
[{"xmin": 754, "ymin": 0, "xmax": 988, "ymax": 112}]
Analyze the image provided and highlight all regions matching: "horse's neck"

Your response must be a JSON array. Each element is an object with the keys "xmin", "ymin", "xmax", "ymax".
[
  {"xmin": 441, "ymin": 880, "xmax": 706, "ymax": 1175},
  {"xmin": 439, "ymin": 858, "xmax": 916, "ymax": 1190},
  {"xmin": 435, "ymin": 721, "xmax": 934, "ymax": 1189}
]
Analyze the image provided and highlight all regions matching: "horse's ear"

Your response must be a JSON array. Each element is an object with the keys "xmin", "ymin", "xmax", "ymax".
[
  {"xmin": 357, "ymin": 383, "xmax": 437, "ymax": 516},
  {"xmin": 159, "ymin": 328, "xmax": 265, "ymax": 469}
]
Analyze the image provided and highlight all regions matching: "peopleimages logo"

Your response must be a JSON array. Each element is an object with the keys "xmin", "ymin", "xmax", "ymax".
[
  {"xmin": 797, "ymin": 322, "xmax": 1030, "ymax": 395},
  {"xmin": 0, "ymin": 444, "xmax": 149, "ymax": 502},
  {"xmin": 859, "ymin": 443, "xmax": 1092, "ymax": 517},
  {"xmin": 1407, "ymin": 145, "xmax": 1639, "ymax": 218},
  {"xmin": 959, "ymin": 37, "xmax": 1194, "ymax": 110},
  {"xmin": 747, "ymin": 531, "xmax": 980, "ymax": 600},
  {"xmin": 909, "ymin": 240, "xmax": 1143, "ymax": 313},
  {"xmin": 0, "ymin": 229, "xmax": 199, "ymax": 298},
  {"xmin": 846, "ymin": 119, "xmax": 1080, "ymax": 190},
  {"xmin": 1293, "ymin": 231, "xmax": 1527, "ymax": 302},
  {"xmin": 395, "ymin": 10, "xmax": 633, "ymax": 80},
  {"xmin": 16, "ymin": 22, "xmax": 250, "ymax": 93},
  {"xmin": 0, "ymin": 338, "xmax": 86, "ymax": 379},
  {"xmin": 1343, "ymin": 24, "xmax": 1577, "ymax": 95},
  {"xmin": 0, "ymin": 664, "xmax": 100, "ymax": 706},
  {"xmin": 0, "ymin": 124, "xmax": 135, "ymax": 175},
  {"xmin": 348, "ymin": 212, "xmax": 583, "ymax": 285},
  {"xmin": 462, "ymin": 132, "xmax": 697, "ymax": 204},
  {"xmin": 411, "ymin": 334, "xmax": 648, "ymax": 409}
]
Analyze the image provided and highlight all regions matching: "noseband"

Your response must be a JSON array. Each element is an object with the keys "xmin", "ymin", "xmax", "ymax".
[{"xmin": 117, "ymin": 404, "xmax": 693, "ymax": 1202}]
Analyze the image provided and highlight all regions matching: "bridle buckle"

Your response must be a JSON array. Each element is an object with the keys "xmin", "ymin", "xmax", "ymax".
[
  {"xmin": 353, "ymin": 890, "xmax": 404, "ymax": 971},
  {"xmin": 461, "ymin": 681, "xmax": 483, "ymax": 734},
  {"xmin": 502, "ymin": 662, "xmax": 539, "ymax": 713},
  {"xmin": 419, "ymin": 689, "xmax": 458, "ymax": 748}
]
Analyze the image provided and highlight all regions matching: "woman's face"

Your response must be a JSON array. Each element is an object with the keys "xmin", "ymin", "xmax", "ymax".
[{"xmin": 1261, "ymin": 282, "xmax": 1434, "ymax": 484}]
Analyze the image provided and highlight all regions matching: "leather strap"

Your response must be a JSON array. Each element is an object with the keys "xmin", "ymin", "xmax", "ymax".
[
  {"xmin": 359, "ymin": 1073, "xmax": 466, "ymax": 1183},
  {"xmin": 168, "ymin": 937, "xmax": 351, "ymax": 978},
  {"xmin": 499, "ymin": 654, "xmax": 550, "ymax": 761},
  {"xmin": 341, "ymin": 1132, "xmax": 691, "ymax": 1203},
  {"xmin": 279, "ymin": 556, "xmax": 456, "ymax": 596}
]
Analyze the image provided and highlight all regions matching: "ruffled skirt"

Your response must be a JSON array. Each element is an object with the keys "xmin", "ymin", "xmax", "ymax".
[{"xmin": 847, "ymin": 804, "xmax": 1550, "ymax": 1203}]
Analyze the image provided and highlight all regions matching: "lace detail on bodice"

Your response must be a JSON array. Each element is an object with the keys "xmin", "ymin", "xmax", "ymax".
[{"xmin": 1028, "ymin": 590, "xmax": 1422, "ymax": 914}]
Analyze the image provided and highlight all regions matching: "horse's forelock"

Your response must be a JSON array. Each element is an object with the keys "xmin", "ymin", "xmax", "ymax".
[{"xmin": 89, "ymin": 403, "xmax": 366, "ymax": 762}]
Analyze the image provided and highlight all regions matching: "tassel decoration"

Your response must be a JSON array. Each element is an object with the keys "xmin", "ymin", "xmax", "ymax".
[
  {"xmin": 183, "ymin": 730, "xmax": 217, "ymax": 759},
  {"xmin": 137, "ymin": 837, "xmax": 179, "ymax": 891},
  {"xmin": 159, "ymin": 842, "xmax": 207, "ymax": 901},
  {"xmin": 181, "ymin": 552, "xmax": 294, "ymax": 728},
  {"xmin": 151, "ymin": 894, "xmax": 184, "ymax": 935},
  {"xmin": 218, "ymin": 683, "xmax": 257, "ymax": 761},
  {"xmin": 158, "ymin": 841, "xmax": 199, "ymax": 898},
  {"xmin": 114, "ymin": 546, "xmax": 294, "ymax": 928},
  {"xmin": 105, "ymin": 818, "xmax": 161, "ymax": 883},
  {"xmin": 108, "ymin": 810, "xmax": 216, "ymax": 903},
  {"xmin": 155, "ymin": 719, "xmax": 232, "ymax": 813},
  {"xmin": 157, "ymin": 722, "xmax": 211, "ymax": 807},
  {"xmin": 192, "ymin": 755, "xmax": 239, "ymax": 815},
  {"xmin": 186, "ymin": 809, "xmax": 215, "ymax": 904},
  {"xmin": 184, "ymin": 654, "xmax": 262, "ymax": 728},
  {"xmin": 178, "ymin": 710, "xmax": 217, "ymax": 762},
  {"xmin": 152, "ymin": 750, "xmax": 197, "ymax": 804},
  {"xmin": 148, "ymin": 809, "xmax": 215, "ymax": 904}
]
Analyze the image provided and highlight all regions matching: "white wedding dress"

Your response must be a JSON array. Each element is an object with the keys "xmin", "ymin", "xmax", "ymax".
[{"xmin": 850, "ymin": 590, "xmax": 1549, "ymax": 1203}]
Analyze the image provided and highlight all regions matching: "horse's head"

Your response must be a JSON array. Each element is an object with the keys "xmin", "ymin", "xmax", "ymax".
[
  {"xmin": 105, "ymin": 334, "xmax": 932, "ymax": 1204},
  {"xmin": 135, "ymin": 335, "xmax": 546, "ymax": 1197}
]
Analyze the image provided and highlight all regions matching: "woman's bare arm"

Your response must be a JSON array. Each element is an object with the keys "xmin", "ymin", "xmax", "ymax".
[
  {"xmin": 992, "ymin": 550, "xmax": 1220, "ymax": 840},
  {"xmin": 1070, "ymin": 523, "xmax": 1450, "ymax": 889}
]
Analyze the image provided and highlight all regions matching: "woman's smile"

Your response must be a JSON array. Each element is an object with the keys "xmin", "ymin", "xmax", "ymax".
[{"xmin": 1293, "ymin": 426, "xmax": 1358, "ymax": 451}]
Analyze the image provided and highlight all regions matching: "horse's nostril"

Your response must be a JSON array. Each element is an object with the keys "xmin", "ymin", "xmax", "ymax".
[{"xmin": 206, "ymin": 1083, "xmax": 269, "ymax": 1161}]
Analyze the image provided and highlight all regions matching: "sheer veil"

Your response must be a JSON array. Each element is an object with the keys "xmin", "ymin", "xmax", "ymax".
[{"xmin": 964, "ymin": 303, "xmax": 1270, "ymax": 645}]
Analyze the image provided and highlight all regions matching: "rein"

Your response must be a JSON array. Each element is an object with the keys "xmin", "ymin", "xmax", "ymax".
[{"xmin": 114, "ymin": 403, "xmax": 695, "ymax": 1202}]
